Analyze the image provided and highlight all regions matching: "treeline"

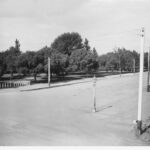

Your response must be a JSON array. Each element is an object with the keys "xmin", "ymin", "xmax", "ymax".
[
  {"xmin": 0, "ymin": 32, "xmax": 99, "ymax": 80},
  {"xmin": 0, "ymin": 32, "xmax": 149, "ymax": 81},
  {"xmin": 99, "ymin": 48, "xmax": 148, "ymax": 72}
]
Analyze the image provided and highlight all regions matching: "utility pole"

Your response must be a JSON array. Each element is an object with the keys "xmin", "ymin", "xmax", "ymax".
[
  {"xmin": 48, "ymin": 57, "xmax": 51, "ymax": 87},
  {"xmin": 119, "ymin": 54, "xmax": 121, "ymax": 76},
  {"xmin": 133, "ymin": 58, "xmax": 135, "ymax": 73},
  {"xmin": 147, "ymin": 47, "xmax": 150, "ymax": 92},
  {"xmin": 136, "ymin": 27, "xmax": 145, "ymax": 133},
  {"xmin": 92, "ymin": 75, "xmax": 97, "ymax": 113}
]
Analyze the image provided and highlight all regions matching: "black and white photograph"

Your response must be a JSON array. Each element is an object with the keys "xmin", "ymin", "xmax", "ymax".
[{"xmin": 0, "ymin": 0, "xmax": 150, "ymax": 147}]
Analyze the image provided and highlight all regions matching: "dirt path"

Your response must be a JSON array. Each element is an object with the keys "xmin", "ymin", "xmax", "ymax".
[{"xmin": 0, "ymin": 72, "xmax": 150, "ymax": 145}]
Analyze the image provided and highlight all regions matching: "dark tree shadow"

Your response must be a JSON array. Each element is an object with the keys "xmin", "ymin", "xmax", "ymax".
[{"xmin": 95, "ymin": 105, "xmax": 112, "ymax": 112}]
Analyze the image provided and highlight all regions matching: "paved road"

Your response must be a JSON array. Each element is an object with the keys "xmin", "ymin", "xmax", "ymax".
[{"xmin": 0, "ymin": 72, "xmax": 150, "ymax": 145}]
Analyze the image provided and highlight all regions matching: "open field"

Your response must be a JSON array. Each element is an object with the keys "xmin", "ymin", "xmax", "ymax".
[{"xmin": 0, "ymin": 72, "xmax": 150, "ymax": 146}]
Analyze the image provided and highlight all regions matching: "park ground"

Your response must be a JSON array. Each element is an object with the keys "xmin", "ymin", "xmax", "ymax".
[{"xmin": 0, "ymin": 72, "xmax": 150, "ymax": 146}]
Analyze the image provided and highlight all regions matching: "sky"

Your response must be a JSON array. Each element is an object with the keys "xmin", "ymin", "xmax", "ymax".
[{"xmin": 0, "ymin": 0, "xmax": 150, "ymax": 54}]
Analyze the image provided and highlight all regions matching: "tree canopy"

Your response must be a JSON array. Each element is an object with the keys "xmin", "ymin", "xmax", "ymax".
[
  {"xmin": 51, "ymin": 32, "xmax": 83, "ymax": 56},
  {"xmin": 0, "ymin": 33, "xmax": 148, "ymax": 81},
  {"xmin": 99, "ymin": 47, "xmax": 140, "ymax": 72}
]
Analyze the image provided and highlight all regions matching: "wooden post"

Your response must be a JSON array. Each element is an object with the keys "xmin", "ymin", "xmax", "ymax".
[
  {"xmin": 147, "ymin": 47, "xmax": 150, "ymax": 92},
  {"xmin": 119, "ymin": 54, "xmax": 121, "ymax": 77},
  {"xmin": 92, "ymin": 75, "xmax": 97, "ymax": 112},
  {"xmin": 137, "ymin": 27, "xmax": 145, "ymax": 133},
  {"xmin": 133, "ymin": 58, "xmax": 135, "ymax": 73},
  {"xmin": 48, "ymin": 57, "xmax": 51, "ymax": 87}
]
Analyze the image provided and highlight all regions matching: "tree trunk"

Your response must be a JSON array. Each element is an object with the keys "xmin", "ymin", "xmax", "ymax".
[{"xmin": 34, "ymin": 73, "xmax": 37, "ymax": 81}]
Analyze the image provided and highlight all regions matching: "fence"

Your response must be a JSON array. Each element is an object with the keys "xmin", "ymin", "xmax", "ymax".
[{"xmin": 0, "ymin": 80, "xmax": 30, "ymax": 89}]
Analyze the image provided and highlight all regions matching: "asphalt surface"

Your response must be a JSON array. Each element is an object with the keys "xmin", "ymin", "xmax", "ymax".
[{"xmin": 0, "ymin": 72, "xmax": 150, "ymax": 146}]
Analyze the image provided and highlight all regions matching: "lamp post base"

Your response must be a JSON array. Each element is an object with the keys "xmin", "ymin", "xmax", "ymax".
[
  {"xmin": 133, "ymin": 120, "xmax": 142, "ymax": 135},
  {"xmin": 92, "ymin": 108, "xmax": 96, "ymax": 113}
]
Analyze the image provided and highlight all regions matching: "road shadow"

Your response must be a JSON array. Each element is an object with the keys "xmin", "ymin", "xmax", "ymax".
[
  {"xmin": 81, "ymin": 105, "xmax": 113, "ymax": 114},
  {"xmin": 95, "ymin": 105, "xmax": 112, "ymax": 112}
]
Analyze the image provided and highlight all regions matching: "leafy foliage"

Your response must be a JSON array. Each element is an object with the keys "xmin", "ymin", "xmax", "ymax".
[
  {"xmin": 84, "ymin": 38, "xmax": 90, "ymax": 51},
  {"xmin": 99, "ymin": 47, "xmax": 141, "ymax": 72},
  {"xmin": 50, "ymin": 51, "xmax": 68, "ymax": 75},
  {"xmin": 4, "ymin": 39, "xmax": 21, "ymax": 77},
  {"xmin": 68, "ymin": 48, "xmax": 99, "ymax": 72},
  {"xmin": 51, "ymin": 32, "xmax": 83, "ymax": 56},
  {"xmin": 1, "ymin": 33, "xmax": 148, "ymax": 81}
]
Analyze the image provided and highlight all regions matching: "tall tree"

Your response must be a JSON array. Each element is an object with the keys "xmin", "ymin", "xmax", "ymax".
[
  {"xmin": 15, "ymin": 39, "xmax": 20, "ymax": 52},
  {"xmin": 131, "ymin": 50, "xmax": 139, "ymax": 72},
  {"xmin": 5, "ymin": 39, "xmax": 21, "ymax": 78},
  {"xmin": 51, "ymin": 32, "xmax": 83, "ymax": 56},
  {"xmin": 68, "ymin": 48, "xmax": 99, "ymax": 73},
  {"xmin": 84, "ymin": 38, "xmax": 90, "ymax": 51},
  {"xmin": 0, "ymin": 52, "xmax": 6, "ymax": 78},
  {"xmin": 99, "ymin": 48, "xmax": 140, "ymax": 72},
  {"xmin": 50, "ymin": 51, "xmax": 68, "ymax": 76},
  {"xmin": 68, "ymin": 48, "xmax": 88, "ymax": 72},
  {"xmin": 92, "ymin": 47, "xmax": 98, "ymax": 59}
]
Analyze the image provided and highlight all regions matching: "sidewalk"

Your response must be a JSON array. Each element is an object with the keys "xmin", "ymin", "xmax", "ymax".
[
  {"xmin": 0, "ymin": 72, "xmax": 138, "ymax": 93},
  {"xmin": 19, "ymin": 72, "xmax": 138, "ymax": 92}
]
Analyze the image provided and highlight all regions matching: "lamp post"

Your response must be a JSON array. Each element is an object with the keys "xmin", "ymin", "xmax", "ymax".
[
  {"xmin": 136, "ymin": 27, "xmax": 145, "ymax": 134},
  {"xmin": 92, "ymin": 75, "xmax": 97, "ymax": 112},
  {"xmin": 133, "ymin": 58, "xmax": 135, "ymax": 73}
]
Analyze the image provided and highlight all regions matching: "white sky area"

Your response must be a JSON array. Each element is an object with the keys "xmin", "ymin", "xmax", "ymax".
[{"xmin": 0, "ymin": 0, "xmax": 150, "ymax": 54}]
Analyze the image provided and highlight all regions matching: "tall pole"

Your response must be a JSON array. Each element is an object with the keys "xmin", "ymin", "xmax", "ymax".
[
  {"xmin": 119, "ymin": 54, "xmax": 121, "ymax": 76},
  {"xmin": 92, "ymin": 75, "xmax": 97, "ymax": 112},
  {"xmin": 137, "ymin": 27, "xmax": 145, "ymax": 132},
  {"xmin": 133, "ymin": 58, "xmax": 135, "ymax": 73},
  {"xmin": 48, "ymin": 57, "xmax": 50, "ymax": 87},
  {"xmin": 147, "ymin": 47, "xmax": 150, "ymax": 92}
]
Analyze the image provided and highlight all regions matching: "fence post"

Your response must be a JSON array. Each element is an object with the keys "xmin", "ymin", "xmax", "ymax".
[{"xmin": 92, "ymin": 75, "xmax": 97, "ymax": 113}]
